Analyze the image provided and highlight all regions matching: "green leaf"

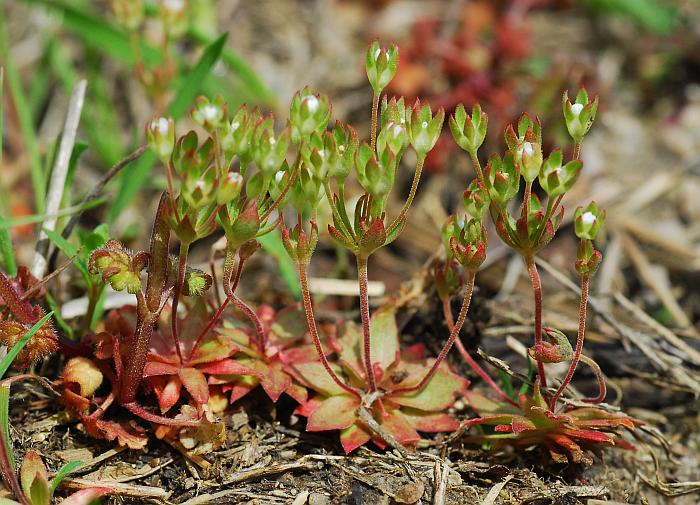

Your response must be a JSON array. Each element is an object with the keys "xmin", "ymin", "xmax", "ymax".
[
  {"xmin": 0, "ymin": 312, "xmax": 54, "ymax": 380},
  {"xmin": 258, "ymin": 231, "xmax": 301, "ymax": 299},
  {"xmin": 43, "ymin": 228, "xmax": 88, "ymax": 280},
  {"xmin": 110, "ymin": 34, "xmax": 228, "ymax": 221},
  {"xmin": 0, "ymin": 69, "xmax": 16, "ymax": 277},
  {"xmin": 49, "ymin": 460, "xmax": 83, "ymax": 494},
  {"xmin": 369, "ymin": 304, "xmax": 399, "ymax": 372},
  {"xmin": 0, "ymin": 384, "xmax": 14, "ymax": 470},
  {"xmin": 584, "ymin": 0, "xmax": 677, "ymax": 35}
]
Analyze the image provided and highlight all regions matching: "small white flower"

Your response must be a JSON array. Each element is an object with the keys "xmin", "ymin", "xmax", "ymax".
[
  {"xmin": 162, "ymin": 0, "xmax": 186, "ymax": 14},
  {"xmin": 581, "ymin": 211, "xmax": 596, "ymax": 225},
  {"xmin": 230, "ymin": 121, "xmax": 240, "ymax": 131},
  {"xmin": 374, "ymin": 47, "xmax": 381, "ymax": 60},
  {"xmin": 156, "ymin": 117, "xmax": 170, "ymax": 134},
  {"xmin": 518, "ymin": 142, "xmax": 534, "ymax": 158},
  {"xmin": 338, "ymin": 145, "xmax": 346, "ymax": 153},
  {"xmin": 269, "ymin": 137, "xmax": 276, "ymax": 145},
  {"xmin": 392, "ymin": 124, "xmax": 403, "ymax": 137},
  {"xmin": 317, "ymin": 150, "xmax": 325, "ymax": 158},
  {"xmin": 275, "ymin": 170, "xmax": 285, "ymax": 183},
  {"xmin": 202, "ymin": 104, "xmax": 220, "ymax": 121},
  {"xmin": 421, "ymin": 121, "xmax": 428, "ymax": 129},
  {"xmin": 571, "ymin": 103, "xmax": 584, "ymax": 116},
  {"xmin": 303, "ymin": 95, "xmax": 319, "ymax": 113}
]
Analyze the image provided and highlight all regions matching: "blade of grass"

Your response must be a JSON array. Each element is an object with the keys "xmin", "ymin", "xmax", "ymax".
[
  {"xmin": 0, "ymin": 68, "xmax": 17, "ymax": 277},
  {"xmin": 0, "ymin": 198, "xmax": 105, "ymax": 230},
  {"xmin": 0, "ymin": 312, "xmax": 54, "ymax": 379},
  {"xmin": 18, "ymin": 0, "xmax": 160, "ymax": 66},
  {"xmin": 0, "ymin": 15, "xmax": 45, "ymax": 212},
  {"xmin": 110, "ymin": 34, "xmax": 228, "ymax": 221},
  {"xmin": 42, "ymin": 228, "xmax": 88, "ymax": 279},
  {"xmin": 48, "ymin": 460, "xmax": 82, "ymax": 493},
  {"xmin": 258, "ymin": 231, "xmax": 301, "ymax": 299},
  {"xmin": 0, "ymin": 385, "xmax": 13, "ymax": 470},
  {"xmin": 584, "ymin": 0, "xmax": 677, "ymax": 35}
]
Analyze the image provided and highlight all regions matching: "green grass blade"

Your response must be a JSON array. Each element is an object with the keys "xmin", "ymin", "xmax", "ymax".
[
  {"xmin": 110, "ymin": 34, "xmax": 228, "ymax": 221},
  {"xmin": 0, "ymin": 15, "xmax": 45, "ymax": 212},
  {"xmin": 0, "ymin": 198, "xmax": 104, "ymax": 229},
  {"xmin": 258, "ymin": 231, "xmax": 301, "ymax": 299},
  {"xmin": 18, "ymin": 0, "xmax": 160, "ymax": 66},
  {"xmin": 0, "ymin": 68, "xmax": 17, "ymax": 277},
  {"xmin": 42, "ymin": 228, "xmax": 88, "ymax": 279},
  {"xmin": 584, "ymin": 0, "xmax": 677, "ymax": 35},
  {"xmin": 0, "ymin": 384, "xmax": 14, "ymax": 470},
  {"xmin": 0, "ymin": 312, "xmax": 54, "ymax": 380},
  {"xmin": 48, "ymin": 460, "xmax": 82, "ymax": 493},
  {"xmin": 188, "ymin": 28, "xmax": 275, "ymax": 106}
]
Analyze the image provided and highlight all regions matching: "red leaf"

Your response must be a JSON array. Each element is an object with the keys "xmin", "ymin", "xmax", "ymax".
[
  {"xmin": 401, "ymin": 409, "xmax": 460, "ymax": 432},
  {"xmin": 306, "ymin": 395, "xmax": 360, "ymax": 432},
  {"xmin": 197, "ymin": 359, "xmax": 259, "ymax": 376},
  {"xmin": 178, "ymin": 367, "xmax": 210, "ymax": 406},
  {"xmin": 340, "ymin": 422, "xmax": 372, "ymax": 454},
  {"xmin": 143, "ymin": 362, "xmax": 179, "ymax": 377},
  {"xmin": 61, "ymin": 487, "xmax": 112, "ymax": 505},
  {"xmin": 257, "ymin": 360, "xmax": 292, "ymax": 402},
  {"xmin": 378, "ymin": 410, "xmax": 420, "ymax": 449},
  {"xmin": 84, "ymin": 418, "xmax": 148, "ymax": 449}
]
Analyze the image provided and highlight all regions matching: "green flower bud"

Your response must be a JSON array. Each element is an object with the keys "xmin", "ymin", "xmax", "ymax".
[
  {"xmin": 365, "ymin": 41, "xmax": 399, "ymax": 96},
  {"xmin": 463, "ymin": 178, "xmax": 490, "ymax": 219},
  {"xmin": 504, "ymin": 113, "xmax": 541, "ymax": 152},
  {"xmin": 190, "ymin": 96, "xmax": 226, "ymax": 131},
  {"xmin": 355, "ymin": 143, "xmax": 395, "ymax": 204},
  {"xmin": 538, "ymin": 149, "xmax": 582, "ymax": 197},
  {"xmin": 110, "ymin": 0, "xmax": 144, "ymax": 30},
  {"xmin": 450, "ymin": 218, "xmax": 488, "ymax": 271},
  {"xmin": 146, "ymin": 116, "xmax": 175, "ymax": 161},
  {"xmin": 376, "ymin": 121, "xmax": 407, "ymax": 156},
  {"xmin": 441, "ymin": 214, "xmax": 462, "ymax": 260},
  {"xmin": 289, "ymin": 164, "xmax": 322, "ymax": 214},
  {"xmin": 515, "ymin": 140, "xmax": 543, "ymax": 183},
  {"xmin": 449, "ymin": 103, "xmax": 488, "ymax": 155},
  {"xmin": 563, "ymin": 88, "xmax": 598, "ymax": 144},
  {"xmin": 484, "ymin": 152, "xmax": 520, "ymax": 205},
  {"xmin": 216, "ymin": 171, "xmax": 243, "ymax": 206},
  {"xmin": 576, "ymin": 239, "xmax": 602, "ymax": 277},
  {"xmin": 159, "ymin": 0, "xmax": 188, "ymax": 36},
  {"xmin": 380, "ymin": 96, "xmax": 407, "ymax": 129},
  {"xmin": 182, "ymin": 166, "xmax": 216, "ymax": 209},
  {"xmin": 290, "ymin": 88, "xmax": 331, "ymax": 142},
  {"xmin": 405, "ymin": 99, "xmax": 444, "ymax": 156},
  {"xmin": 328, "ymin": 122, "xmax": 358, "ymax": 180},
  {"xmin": 253, "ymin": 119, "xmax": 291, "ymax": 176},
  {"xmin": 574, "ymin": 202, "xmax": 605, "ymax": 240},
  {"xmin": 221, "ymin": 106, "xmax": 253, "ymax": 161}
]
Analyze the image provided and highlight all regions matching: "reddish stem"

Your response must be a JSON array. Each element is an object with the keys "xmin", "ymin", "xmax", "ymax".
[
  {"xmin": 169, "ymin": 241, "xmax": 189, "ymax": 363},
  {"xmin": 222, "ymin": 246, "xmax": 265, "ymax": 355},
  {"xmin": 444, "ymin": 297, "xmax": 518, "ymax": 407},
  {"xmin": 573, "ymin": 141, "xmax": 581, "ymax": 161},
  {"xmin": 297, "ymin": 260, "xmax": 361, "ymax": 398},
  {"xmin": 469, "ymin": 151, "xmax": 484, "ymax": 185},
  {"xmin": 357, "ymin": 256, "xmax": 378, "ymax": 393},
  {"xmin": 549, "ymin": 275, "xmax": 589, "ymax": 410},
  {"xmin": 118, "ymin": 293, "xmax": 156, "ymax": 405},
  {"xmin": 580, "ymin": 354, "xmax": 607, "ymax": 404},
  {"xmin": 525, "ymin": 256, "xmax": 547, "ymax": 388},
  {"xmin": 122, "ymin": 402, "xmax": 202, "ymax": 427},
  {"xmin": 392, "ymin": 272, "xmax": 476, "ymax": 396}
]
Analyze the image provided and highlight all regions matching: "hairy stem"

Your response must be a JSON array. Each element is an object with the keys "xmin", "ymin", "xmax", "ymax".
[
  {"xmin": 123, "ymin": 402, "xmax": 202, "ymax": 427},
  {"xmin": 370, "ymin": 93, "xmax": 379, "ymax": 153},
  {"xmin": 392, "ymin": 272, "xmax": 476, "ymax": 395},
  {"xmin": 222, "ymin": 245, "xmax": 265, "ymax": 355},
  {"xmin": 170, "ymin": 241, "xmax": 190, "ymax": 362},
  {"xmin": 580, "ymin": 354, "xmax": 607, "ymax": 404},
  {"xmin": 118, "ymin": 294, "xmax": 157, "ymax": 405},
  {"xmin": 389, "ymin": 155, "xmax": 425, "ymax": 233},
  {"xmin": 444, "ymin": 297, "xmax": 518, "ymax": 407},
  {"xmin": 297, "ymin": 261, "xmax": 361, "ymax": 398},
  {"xmin": 549, "ymin": 275, "xmax": 589, "ymax": 410},
  {"xmin": 573, "ymin": 141, "xmax": 581, "ymax": 161},
  {"xmin": 357, "ymin": 256, "xmax": 378, "ymax": 392},
  {"xmin": 525, "ymin": 257, "xmax": 547, "ymax": 388},
  {"xmin": 469, "ymin": 151, "xmax": 484, "ymax": 184}
]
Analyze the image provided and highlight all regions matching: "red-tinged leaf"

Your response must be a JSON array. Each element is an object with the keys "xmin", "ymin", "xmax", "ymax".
[
  {"xmin": 20, "ymin": 451, "xmax": 48, "ymax": 498},
  {"xmin": 280, "ymin": 343, "xmax": 327, "ymax": 364},
  {"xmin": 291, "ymin": 362, "xmax": 348, "ymax": 396},
  {"xmin": 148, "ymin": 375, "xmax": 182, "ymax": 414},
  {"xmin": 402, "ymin": 343, "xmax": 426, "ymax": 361},
  {"xmin": 178, "ymin": 367, "xmax": 209, "ymax": 405},
  {"xmin": 495, "ymin": 424, "xmax": 513, "ymax": 432},
  {"xmin": 143, "ymin": 361, "xmax": 180, "ymax": 377},
  {"xmin": 197, "ymin": 359, "xmax": 259, "ymax": 376},
  {"xmin": 84, "ymin": 419, "xmax": 148, "ymax": 449},
  {"xmin": 462, "ymin": 414, "xmax": 518, "ymax": 427},
  {"xmin": 269, "ymin": 304, "xmax": 308, "ymax": 343},
  {"xmin": 549, "ymin": 434, "xmax": 589, "ymax": 464},
  {"xmin": 63, "ymin": 357, "xmax": 103, "ymax": 397},
  {"xmin": 369, "ymin": 303, "xmax": 400, "ymax": 372},
  {"xmin": 189, "ymin": 335, "xmax": 239, "ymax": 365},
  {"xmin": 511, "ymin": 416, "xmax": 536, "ymax": 434},
  {"xmin": 256, "ymin": 360, "xmax": 292, "ymax": 402},
  {"xmin": 306, "ymin": 395, "xmax": 360, "ymax": 432},
  {"xmin": 295, "ymin": 396, "xmax": 323, "ymax": 418},
  {"xmin": 464, "ymin": 390, "xmax": 517, "ymax": 415},
  {"xmin": 560, "ymin": 428, "xmax": 615, "ymax": 444},
  {"xmin": 547, "ymin": 445, "xmax": 569, "ymax": 464},
  {"xmin": 285, "ymin": 381, "xmax": 308, "ymax": 404},
  {"xmin": 340, "ymin": 422, "xmax": 372, "ymax": 454},
  {"xmin": 391, "ymin": 366, "xmax": 467, "ymax": 411},
  {"xmin": 61, "ymin": 487, "xmax": 112, "ymax": 505},
  {"xmin": 226, "ymin": 381, "xmax": 259, "ymax": 404},
  {"xmin": 335, "ymin": 323, "xmax": 363, "ymax": 372},
  {"xmin": 378, "ymin": 410, "xmax": 420, "ymax": 449},
  {"xmin": 401, "ymin": 409, "xmax": 460, "ymax": 432}
]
